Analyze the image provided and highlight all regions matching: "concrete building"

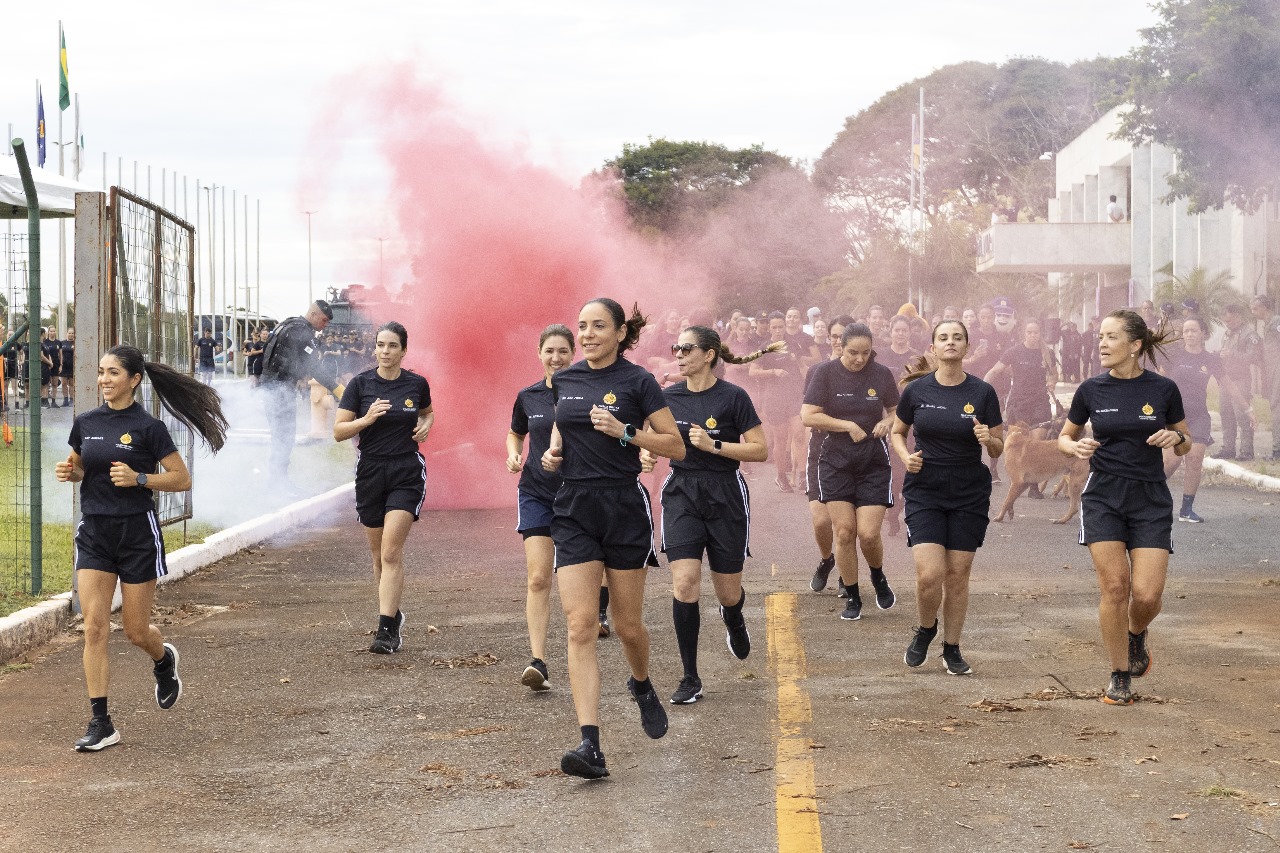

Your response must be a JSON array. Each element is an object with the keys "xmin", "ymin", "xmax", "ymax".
[{"xmin": 977, "ymin": 106, "xmax": 1277, "ymax": 323}]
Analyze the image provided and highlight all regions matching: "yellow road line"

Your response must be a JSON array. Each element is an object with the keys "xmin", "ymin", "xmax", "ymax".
[{"xmin": 766, "ymin": 592, "xmax": 822, "ymax": 852}]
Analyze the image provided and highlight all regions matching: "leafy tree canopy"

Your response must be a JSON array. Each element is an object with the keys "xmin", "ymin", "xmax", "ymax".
[{"xmin": 1117, "ymin": 0, "xmax": 1280, "ymax": 213}]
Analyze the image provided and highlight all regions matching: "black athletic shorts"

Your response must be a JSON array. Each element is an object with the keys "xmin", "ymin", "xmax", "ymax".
[
  {"xmin": 816, "ymin": 437, "xmax": 893, "ymax": 507},
  {"xmin": 75, "ymin": 511, "xmax": 168, "ymax": 585},
  {"xmin": 902, "ymin": 462, "xmax": 992, "ymax": 552},
  {"xmin": 660, "ymin": 470, "xmax": 751, "ymax": 573},
  {"xmin": 1185, "ymin": 411, "xmax": 1213, "ymax": 446},
  {"xmin": 1078, "ymin": 471, "xmax": 1174, "ymax": 552},
  {"xmin": 1005, "ymin": 394, "xmax": 1052, "ymax": 426},
  {"xmin": 354, "ymin": 452, "xmax": 427, "ymax": 528},
  {"xmin": 517, "ymin": 489, "xmax": 554, "ymax": 540},
  {"xmin": 552, "ymin": 479, "xmax": 657, "ymax": 570},
  {"xmin": 804, "ymin": 432, "xmax": 822, "ymax": 502}
]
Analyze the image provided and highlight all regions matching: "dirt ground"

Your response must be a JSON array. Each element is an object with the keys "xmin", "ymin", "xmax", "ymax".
[{"xmin": 1, "ymin": 466, "xmax": 1278, "ymax": 852}]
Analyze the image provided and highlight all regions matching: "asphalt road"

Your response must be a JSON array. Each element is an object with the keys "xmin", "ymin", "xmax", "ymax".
[{"xmin": 1, "ymin": 464, "xmax": 1278, "ymax": 852}]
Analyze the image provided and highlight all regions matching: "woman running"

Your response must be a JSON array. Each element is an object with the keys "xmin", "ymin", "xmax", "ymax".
[
  {"xmin": 506, "ymin": 324, "xmax": 575, "ymax": 691},
  {"xmin": 801, "ymin": 323, "xmax": 900, "ymax": 622},
  {"xmin": 1160, "ymin": 315, "xmax": 1251, "ymax": 523},
  {"xmin": 806, "ymin": 315, "xmax": 852, "ymax": 594},
  {"xmin": 1060, "ymin": 310, "xmax": 1189, "ymax": 705},
  {"xmin": 649, "ymin": 326, "xmax": 770, "ymax": 705},
  {"xmin": 55, "ymin": 344, "xmax": 228, "ymax": 751},
  {"xmin": 542, "ymin": 298, "xmax": 685, "ymax": 779},
  {"xmin": 750, "ymin": 312, "xmax": 804, "ymax": 493},
  {"xmin": 334, "ymin": 321, "xmax": 433, "ymax": 655},
  {"xmin": 878, "ymin": 315, "xmax": 920, "ymax": 536},
  {"xmin": 892, "ymin": 321, "xmax": 1004, "ymax": 675}
]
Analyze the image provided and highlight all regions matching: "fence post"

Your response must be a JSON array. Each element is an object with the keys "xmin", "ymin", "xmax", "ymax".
[{"xmin": 11, "ymin": 140, "xmax": 42, "ymax": 595}]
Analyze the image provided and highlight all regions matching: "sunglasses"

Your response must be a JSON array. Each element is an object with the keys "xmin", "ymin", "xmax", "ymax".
[{"xmin": 671, "ymin": 343, "xmax": 704, "ymax": 355}]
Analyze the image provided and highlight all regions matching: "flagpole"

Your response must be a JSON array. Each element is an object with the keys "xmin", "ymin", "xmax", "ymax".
[
  {"xmin": 908, "ymin": 112, "xmax": 916, "ymax": 309},
  {"xmin": 918, "ymin": 86, "xmax": 926, "ymax": 314}
]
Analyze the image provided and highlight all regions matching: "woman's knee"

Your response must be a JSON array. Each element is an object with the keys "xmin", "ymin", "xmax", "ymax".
[
  {"xmin": 82, "ymin": 618, "xmax": 110, "ymax": 646},
  {"xmin": 122, "ymin": 621, "xmax": 153, "ymax": 647},
  {"xmin": 527, "ymin": 571, "xmax": 552, "ymax": 596}
]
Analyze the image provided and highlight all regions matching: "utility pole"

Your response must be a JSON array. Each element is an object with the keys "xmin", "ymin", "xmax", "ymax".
[{"xmin": 304, "ymin": 211, "xmax": 315, "ymax": 305}]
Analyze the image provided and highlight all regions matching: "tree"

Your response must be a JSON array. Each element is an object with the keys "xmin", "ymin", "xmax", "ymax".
[
  {"xmin": 1117, "ymin": 0, "xmax": 1280, "ymax": 213},
  {"xmin": 601, "ymin": 138, "xmax": 792, "ymax": 236},
  {"xmin": 1153, "ymin": 263, "xmax": 1236, "ymax": 328}
]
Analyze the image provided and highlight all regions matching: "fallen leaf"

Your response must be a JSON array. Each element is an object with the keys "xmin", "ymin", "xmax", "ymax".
[
  {"xmin": 279, "ymin": 678, "xmax": 291, "ymax": 684},
  {"xmin": 1170, "ymin": 813, "xmax": 1189, "ymax": 820}
]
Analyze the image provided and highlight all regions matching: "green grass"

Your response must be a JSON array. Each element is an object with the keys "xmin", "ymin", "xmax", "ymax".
[{"xmin": 1198, "ymin": 785, "xmax": 1245, "ymax": 799}]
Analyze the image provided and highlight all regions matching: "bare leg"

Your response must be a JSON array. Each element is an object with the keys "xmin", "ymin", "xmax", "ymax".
[
  {"xmin": 808, "ymin": 500, "xmax": 833, "ymax": 560},
  {"xmin": 1088, "ymin": 541, "xmax": 1135, "ymax": 671},
  {"xmin": 524, "ymin": 536, "xmax": 555, "ymax": 660},
  {"xmin": 940, "ymin": 550, "xmax": 976, "ymax": 644},
  {"xmin": 78, "ymin": 570, "xmax": 119, "ymax": 698},
  {"xmin": 911, "ymin": 543, "xmax": 946, "ymax": 629},
  {"xmin": 604, "ymin": 566, "xmax": 652, "ymax": 681},
  {"xmin": 855, "ymin": 505, "xmax": 887, "ymax": 568},
  {"xmin": 826, "ymin": 501, "xmax": 860, "ymax": 586},
  {"xmin": 559, "ymin": 561, "xmax": 606, "ymax": 726}
]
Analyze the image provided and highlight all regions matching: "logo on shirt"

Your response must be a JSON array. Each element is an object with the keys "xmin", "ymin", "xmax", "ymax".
[
  {"xmin": 867, "ymin": 389, "xmax": 877, "ymax": 398},
  {"xmin": 1141, "ymin": 403, "xmax": 1153, "ymax": 415},
  {"xmin": 119, "ymin": 432, "xmax": 133, "ymax": 445},
  {"xmin": 963, "ymin": 403, "xmax": 974, "ymax": 415},
  {"xmin": 405, "ymin": 399, "xmax": 415, "ymax": 408},
  {"xmin": 705, "ymin": 416, "xmax": 718, "ymax": 429},
  {"xmin": 603, "ymin": 391, "xmax": 617, "ymax": 405}
]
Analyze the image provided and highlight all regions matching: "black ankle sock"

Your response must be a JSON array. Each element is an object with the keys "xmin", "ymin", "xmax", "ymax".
[
  {"xmin": 942, "ymin": 641, "xmax": 959, "ymax": 652},
  {"xmin": 919, "ymin": 621, "xmax": 938, "ymax": 636},
  {"xmin": 846, "ymin": 582, "xmax": 859, "ymax": 597},
  {"xmin": 90, "ymin": 696, "xmax": 108, "ymax": 719},
  {"xmin": 869, "ymin": 566, "xmax": 885, "ymax": 582},
  {"xmin": 672, "ymin": 599, "xmax": 701, "ymax": 678},
  {"xmin": 581, "ymin": 725, "xmax": 600, "ymax": 749},
  {"xmin": 631, "ymin": 677, "xmax": 653, "ymax": 695},
  {"xmin": 378, "ymin": 613, "xmax": 397, "ymax": 632},
  {"xmin": 1181, "ymin": 494, "xmax": 1195, "ymax": 513},
  {"xmin": 598, "ymin": 587, "xmax": 610, "ymax": 614},
  {"xmin": 721, "ymin": 589, "xmax": 746, "ymax": 627}
]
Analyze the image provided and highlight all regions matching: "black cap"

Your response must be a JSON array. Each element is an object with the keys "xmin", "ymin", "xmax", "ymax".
[
  {"xmin": 315, "ymin": 299, "xmax": 334, "ymax": 320},
  {"xmin": 1252, "ymin": 294, "xmax": 1275, "ymax": 311}
]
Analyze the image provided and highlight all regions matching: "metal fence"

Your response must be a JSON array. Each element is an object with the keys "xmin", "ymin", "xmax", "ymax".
[
  {"xmin": 108, "ymin": 188, "xmax": 196, "ymax": 526},
  {"xmin": 1, "ymin": 231, "xmax": 34, "ymax": 595}
]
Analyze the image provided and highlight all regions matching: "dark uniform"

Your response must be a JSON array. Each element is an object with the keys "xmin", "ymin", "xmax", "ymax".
[
  {"xmin": 1067, "ymin": 371, "xmax": 1185, "ymax": 551},
  {"xmin": 41, "ymin": 338, "xmax": 59, "ymax": 395},
  {"xmin": 896, "ymin": 373, "xmax": 1002, "ymax": 552},
  {"xmin": 802, "ymin": 362, "xmax": 825, "ymax": 501},
  {"xmin": 803, "ymin": 358, "xmax": 899, "ymax": 506},
  {"xmin": 550, "ymin": 357, "xmax": 666, "ymax": 569},
  {"xmin": 999, "ymin": 343, "xmax": 1054, "ymax": 426},
  {"xmin": 339, "ymin": 368, "xmax": 431, "ymax": 528},
  {"xmin": 1163, "ymin": 348, "xmax": 1221, "ymax": 445},
  {"xmin": 659, "ymin": 379, "xmax": 761, "ymax": 573},
  {"xmin": 511, "ymin": 381, "xmax": 560, "ymax": 538},
  {"xmin": 195, "ymin": 336, "xmax": 218, "ymax": 379},
  {"xmin": 755, "ymin": 345, "xmax": 804, "ymax": 426},
  {"xmin": 70, "ymin": 403, "xmax": 178, "ymax": 584},
  {"xmin": 59, "ymin": 336, "xmax": 75, "ymax": 381},
  {"xmin": 1219, "ymin": 323, "xmax": 1260, "ymax": 458},
  {"xmin": 260, "ymin": 316, "xmax": 339, "ymax": 478}
]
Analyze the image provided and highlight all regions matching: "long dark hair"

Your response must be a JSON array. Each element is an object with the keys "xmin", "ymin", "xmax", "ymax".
[
  {"xmin": 583, "ymin": 298, "xmax": 647, "ymax": 355},
  {"xmin": 684, "ymin": 325, "xmax": 782, "ymax": 368},
  {"xmin": 900, "ymin": 320, "xmax": 968, "ymax": 385},
  {"xmin": 1107, "ymin": 309, "xmax": 1178, "ymax": 366},
  {"xmin": 108, "ymin": 344, "xmax": 228, "ymax": 453}
]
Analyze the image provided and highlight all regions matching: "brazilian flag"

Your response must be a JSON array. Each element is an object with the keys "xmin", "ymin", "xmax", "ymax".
[{"xmin": 59, "ymin": 25, "xmax": 70, "ymax": 111}]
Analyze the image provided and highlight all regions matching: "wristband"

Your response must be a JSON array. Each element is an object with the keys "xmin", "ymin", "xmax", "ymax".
[{"xmin": 619, "ymin": 423, "xmax": 636, "ymax": 446}]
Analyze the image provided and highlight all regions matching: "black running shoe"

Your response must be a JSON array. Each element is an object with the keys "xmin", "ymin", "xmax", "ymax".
[
  {"xmin": 941, "ymin": 642, "xmax": 972, "ymax": 675},
  {"xmin": 670, "ymin": 674, "xmax": 703, "ymax": 705},
  {"xmin": 521, "ymin": 658, "xmax": 551, "ymax": 691},
  {"xmin": 627, "ymin": 676, "xmax": 669, "ymax": 739},
  {"xmin": 1178, "ymin": 510, "xmax": 1204, "ymax": 523},
  {"xmin": 154, "ymin": 642, "xmax": 183, "ymax": 709},
  {"xmin": 1128, "ymin": 630, "xmax": 1152, "ymax": 678},
  {"xmin": 840, "ymin": 586, "xmax": 862, "ymax": 621},
  {"xmin": 74, "ymin": 716, "xmax": 120, "ymax": 752},
  {"xmin": 904, "ymin": 624, "xmax": 937, "ymax": 667},
  {"xmin": 809, "ymin": 555, "xmax": 835, "ymax": 592},
  {"xmin": 1102, "ymin": 670, "xmax": 1134, "ymax": 705},
  {"xmin": 560, "ymin": 738, "xmax": 609, "ymax": 779},
  {"xmin": 721, "ymin": 604, "xmax": 751, "ymax": 661},
  {"xmin": 369, "ymin": 625, "xmax": 401, "ymax": 654},
  {"xmin": 871, "ymin": 574, "xmax": 895, "ymax": 610}
]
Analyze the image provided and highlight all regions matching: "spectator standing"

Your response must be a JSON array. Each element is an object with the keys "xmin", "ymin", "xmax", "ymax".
[
  {"xmin": 194, "ymin": 328, "xmax": 220, "ymax": 385},
  {"xmin": 260, "ymin": 301, "xmax": 341, "ymax": 485},
  {"xmin": 1217, "ymin": 304, "xmax": 1261, "ymax": 460},
  {"xmin": 1106, "ymin": 195, "xmax": 1125, "ymax": 223},
  {"xmin": 1252, "ymin": 295, "xmax": 1280, "ymax": 460}
]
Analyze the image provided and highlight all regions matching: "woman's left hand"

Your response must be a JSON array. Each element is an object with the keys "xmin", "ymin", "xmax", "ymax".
[
  {"xmin": 872, "ymin": 416, "xmax": 893, "ymax": 439},
  {"xmin": 1146, "ymin": 428, "xmax": 1183, "ymax": 449},
  {"xmin": 412, "ymin": 422, "xmax": 431, "ymax": 442},
  {"xmin": 109, "ymin": 461, "xmax": 140, "ymax": 487},
  {"xmin": 590, "ymin": 405, "xmax": 622, "ymax": 439},
  {"xmin": 687, "ymin": 424, "xmax": 713, "ymax": 452}
]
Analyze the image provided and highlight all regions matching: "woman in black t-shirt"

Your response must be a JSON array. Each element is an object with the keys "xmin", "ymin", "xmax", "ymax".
[
  {"xmin": 335, "ymin": 321, "xmax": 434, "ymax": 656},
  {"xmin": 55, "ymin": 344, "xmax": 227, "ymax": 752},
  {"xmin": 541, "ymin": 298, "xmax": 685, "ymax": 780},
  {"xmin": 879, "ymin": 315, "xmax": 920, "ymax": 536},
  {"xmin": 891, "ymin": 321, "xmax": 1004, "ymax": 677},
  {"xmin": 506, "ymin": 324, "xmax": 575, "ymax": 692},
  {"xmin": 643, "ymin": 326, "xmax": 769, "ymax": 705},
  {"xmin": 1059, "ymin": 309, "xmax": 1189, "ymax": 706}
]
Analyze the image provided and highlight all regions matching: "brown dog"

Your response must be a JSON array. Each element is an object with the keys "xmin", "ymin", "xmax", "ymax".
[{"xmin": 992, "ymin": 424, "xmax": 1089, "ymax": 523}]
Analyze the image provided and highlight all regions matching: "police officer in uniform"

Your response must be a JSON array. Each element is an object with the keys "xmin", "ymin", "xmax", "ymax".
[
  {"xmin": 260, "ymin": 300, "xmax": 341, "ymax": 486},
  {"xmin": 1252, "ymin": 295, "xmax": 1280, "ymax": 460},
  {"xmin": 1059, "ymin": 309, "xmax": 1189, "ymax": 705},
  {"xmin": 55, "ymin": 344, "xmax": 227, "ymax": 751}
]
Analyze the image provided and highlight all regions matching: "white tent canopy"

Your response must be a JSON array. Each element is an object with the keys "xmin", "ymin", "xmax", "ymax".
[{"xmin": 0, "ymin": 154, "xmax": 99, "ymax": 219}]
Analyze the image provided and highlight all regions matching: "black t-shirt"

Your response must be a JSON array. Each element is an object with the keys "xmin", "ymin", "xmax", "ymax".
[
  {"xmin": 804, "ymin": 359, "xmax": 899, "ymax": 445},
  {"xmin": 1066, "ymin": 370, "xmax": 1186, "ymax": 482},
  {"xmin": 195, "ymin": 338, "xmax": 218, "ymax": 368},
  {"xmin": 551, "ymin": 357, "xmax": 667, "ymax": 484},
  {"xmin": 663, "ymin": 378, "xmax": 761, "ymax": 473},
  {"xmin": 59, "ymin": 339, "xmax": 75, "ymax": 371},
  {"xmin": 1000, "ymin": 344, "xmax": 1051, "ymax": 404},
  {"xmin": 1164, "ymin": 348, "xmax": 1221, "ymax": 422},
  {"xmin": 338, "ymin": 368, "xmax": 432, "ymax": 458},
  {"xmin": 511, "ymin": 381, "xmax": 561, "ymax": 503},
  {"xmin": 896, "ymin": 373, "xmax": 1003, "ymax": 467},
  {"xmin": 70, "ymin": 403, "xmax": 179, "ymax": 517},
  {"xmin": 41, "ymin": 341, "xmax": 60, "ymax": 374},
  {"xmin": 785, "ymin": 332, "xmax": 818, "ymax": 362},
  {"xmin": 877, "ymin": 347, "xmax": 918, "ymax": 385}
]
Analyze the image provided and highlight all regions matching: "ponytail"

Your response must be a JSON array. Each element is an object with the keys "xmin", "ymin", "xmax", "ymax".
[
  {"xmin": 108, "ymin": 345, "xmax": 228, "ymax": 453},
  {"xmin": 685, "ymin": 325, "xmax": 784, "ymax": 367},
  {"xmin": 1107, "ymin": 309, "xmax": 1178, "ymax": 367},
  {"xmin": 584, "ymin": 297, "xmax": 648, "ymax": 355}
]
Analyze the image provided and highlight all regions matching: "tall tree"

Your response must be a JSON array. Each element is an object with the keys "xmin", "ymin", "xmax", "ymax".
[{"xmin": 1117, "ymin": 0, "xmax": 1280, "ymax": 213}]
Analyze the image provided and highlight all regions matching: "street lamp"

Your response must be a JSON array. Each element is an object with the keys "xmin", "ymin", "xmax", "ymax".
[{"xmin": 304, "ymin": 210, "xmax": 315, "ymax": 304}]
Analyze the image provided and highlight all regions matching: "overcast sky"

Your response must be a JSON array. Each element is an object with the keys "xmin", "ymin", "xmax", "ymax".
[{"xmin": 3, "ymin": 1, "xmax": 1160, "ymax": 323}]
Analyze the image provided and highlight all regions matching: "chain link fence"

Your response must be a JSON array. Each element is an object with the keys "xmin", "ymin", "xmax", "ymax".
[{"xmin": 1, "ymin": 231, "xmax": 35, "ymax": 596}]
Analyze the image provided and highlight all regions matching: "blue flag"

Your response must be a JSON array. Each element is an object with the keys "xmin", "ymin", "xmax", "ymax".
[{"xmin": 37, "ymin": 84, "xmax": 47, "ymax": 167}]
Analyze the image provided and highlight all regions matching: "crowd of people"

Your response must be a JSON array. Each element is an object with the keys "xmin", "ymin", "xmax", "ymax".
[{"xmin": 0, "ymin": 324, "xmax": 75, "ymax": 411}]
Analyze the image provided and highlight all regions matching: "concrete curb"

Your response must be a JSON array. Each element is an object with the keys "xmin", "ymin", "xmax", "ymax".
[
  {"xmin": 0, "ymin": 483, "xmax": 355, "ymax": 665},
  {"xmin": 1202, "ymin": 458, "xmax": 1280, "ymax": 492}
]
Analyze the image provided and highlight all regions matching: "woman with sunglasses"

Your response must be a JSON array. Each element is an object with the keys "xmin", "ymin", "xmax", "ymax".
[{"xmin": 647, "ymin": 327, "xmax": 773, "ymax": 705}]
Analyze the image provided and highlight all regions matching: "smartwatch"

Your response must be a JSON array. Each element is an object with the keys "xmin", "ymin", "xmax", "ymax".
[
  {"xmin": 620, "ymin": 424, "xmax": 636, "ymax": 446},
  {"xmin": 136, "ymin": 472, "xmax": 149, "ymax": 487},
  {"xmin": 1174, "ymin": 429, "xmax": 1187, "ymax": 446},
  {"xmin": 713, "ymin": 440, "xmax": 723, "ymax": 453}
]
